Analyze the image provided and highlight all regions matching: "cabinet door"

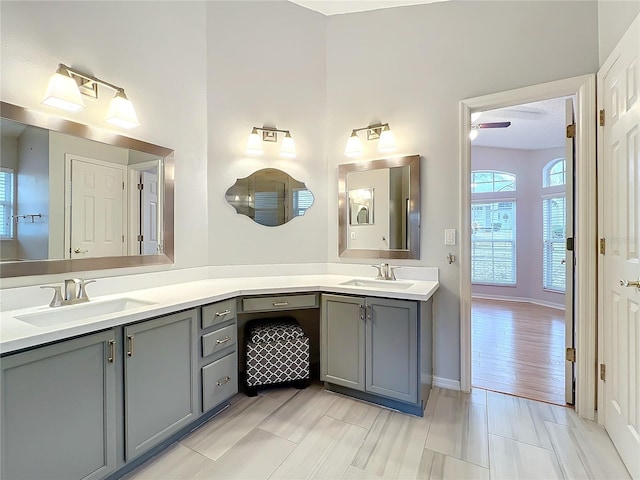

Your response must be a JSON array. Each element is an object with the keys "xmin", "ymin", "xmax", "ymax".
[
  {"xmin": 321, "ymin": 294, "xmax": 365, "ymax": 391},
  {"xmin": 1, "ymin": 330, "xmax": 117, "ymax": 480},
  {"xmin": 124, "ymin": 309, "xmax": 198, "ymax": 460},
  {"xmin": 366, "ymin": 297, "xmax": 418, "ymax": 403}
]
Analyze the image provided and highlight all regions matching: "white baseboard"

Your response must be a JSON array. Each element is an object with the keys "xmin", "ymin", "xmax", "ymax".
[
  {"xmin": 472, "ymin": 293, "xmax": 565, "ymax": 311},
  {"xmin": 433, "ymin": 376, "xmax": 461, "ymax": 390}
]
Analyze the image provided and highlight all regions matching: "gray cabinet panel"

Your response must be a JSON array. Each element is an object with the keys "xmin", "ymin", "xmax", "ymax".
[
  {"xmin": 1, "ymin": 330, "xmax": 117, "ymax": 480},
  {"xmin": 124, "ymin": 309, "xmax": 198, "ymax": 460},
  {"xmin": 366, "ymin": 297, "xmax": 418, "ymax": 403},
  {"xmin": 242, "ymin": 293, "xmax": 318, "ymax": 313},
  {"xmin": 202, "ymin": 298, "xmax": 236, "ymax": 329},
  {"xmin": 321, "ymin": 294, "xmax": 365, "ymax": 391},
  {"xmin": 202, "ymin": 323, "xmax": 237, "ymax": 358}
]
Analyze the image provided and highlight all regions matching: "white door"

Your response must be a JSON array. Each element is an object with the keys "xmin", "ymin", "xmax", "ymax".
[
  {"xmin": 69, "ymin": 156, "xmax": 126, "ymax": 258},
  {"xmin": 599, "ymin": 15, "xmax": 640, "ymax": 480},
  {"xmin": 564, "ymin": 98, "xmax": 576, "ymax": 405},
  {"xmin": 141, "ymin": 171, "xmax": 158, "ymax": 255}
]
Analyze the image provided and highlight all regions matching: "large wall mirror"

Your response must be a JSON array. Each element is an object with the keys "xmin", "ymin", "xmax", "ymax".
[
  {"xmin": 0, "ymin": 102, "xmax": 174, "ymax": 278},
  {"xmin": 338, "ymin": 154, "xmax": 420, "ymax": 259}
]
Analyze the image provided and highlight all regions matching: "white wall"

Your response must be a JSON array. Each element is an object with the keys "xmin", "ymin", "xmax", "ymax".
[
  {"xmin": 598, "ymin": 0, "xmax": 640, "ymax": 66},
  {"xmin": 0, "ymin": 0, "xmax": 209, "ymax": 275},
  {"xmin": 326, "ymin": 1, "xmax": 598, "ymax": 382},
  {"xmin": 471, "ymin": 146, "xmax": 566, "ymax": 309},
  {"xmin": 206, "ymin": 1, "xmax": 328, "ymax": 266}
]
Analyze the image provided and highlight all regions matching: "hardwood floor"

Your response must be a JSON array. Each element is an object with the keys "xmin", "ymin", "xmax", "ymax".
[
  {"xmin": 125, "ymin": 384, "xmax": 630, "ymax": 480},
  {"xmin": 472, "ymin": 298, "xmax": 566, "ymax": 405}
]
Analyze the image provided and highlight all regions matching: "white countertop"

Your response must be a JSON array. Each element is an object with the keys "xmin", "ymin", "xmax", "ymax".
[{"xmin": 0, "ymin": 274, "xmax": 439, "ymax": 355}]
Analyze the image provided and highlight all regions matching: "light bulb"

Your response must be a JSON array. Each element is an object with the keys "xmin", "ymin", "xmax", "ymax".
[
  {"xmin": 246, "ymin": 128, "xmax": 263, "ymax": 155},
  {"xmin": 344, "ymin": 131, "xmax": 363, "ymax": 157},
  {"xmin": 377, "ymin": 125, "xmax": 396, "ymax": 153},
  {"xmin": 106, "ymin": 90, "xmax": 140, "ymax": 129},
  {"xmin": 41, "ymin": 67, "xmax": 85, "ymax": 112},
  {"xmin": 280, "ymin": 132, "xmax": 296, "ymax": 158}
]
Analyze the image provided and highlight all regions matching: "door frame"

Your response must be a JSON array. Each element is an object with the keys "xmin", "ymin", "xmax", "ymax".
[{"xmin": 459, "ymin": 74, "xmax": 598, "ymax": 420}]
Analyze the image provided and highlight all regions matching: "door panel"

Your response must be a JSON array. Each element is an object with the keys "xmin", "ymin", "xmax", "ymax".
[
  {"xmin": 600, "ymin": 14, "xmax": 640, "ymax": 480},
  {"xmin": 141, "ymin": 171, "xmax": 158, "ymax": 254}
]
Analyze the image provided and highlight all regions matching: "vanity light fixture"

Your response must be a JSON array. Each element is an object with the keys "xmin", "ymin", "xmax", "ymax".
[
  {"xmin": 344, "ymin": 123, "xmax": 396, "ymax": 157},
  {"xmin": 245, "ymin": 126, "xmax": 296, "ymax": 158},
  {"xmin": 41, "ymin": 63, "xmax": 140, "ymax": 129}
]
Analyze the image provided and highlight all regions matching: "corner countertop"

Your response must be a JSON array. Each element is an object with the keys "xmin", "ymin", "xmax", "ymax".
[{"xmin": 0, "ymin": 274, "xmax": 439, "ymax": 355}]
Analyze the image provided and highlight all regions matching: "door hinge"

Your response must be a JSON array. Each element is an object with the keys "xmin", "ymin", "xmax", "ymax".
[
  {"xmin": 137, "ymin": 183, "xmax": 144, "ymax": 191},
  {"xmin": 122, "ymin": 235, "xmax": 125, "ymax": 243},
  {"xmin": 599, "ymin": 109, "xmax": 605, "ymax": 126},
  {"xmin": 566, "ymin": 347, "xmax": 576, "ymax": 363},
  {"xmin": 122, "ymin": 181, "xmax": 125, "ymax": 190},
  {"xmin": 566, "ymin": 237, "xmax": 574, "ymax": 251},
  {"xmin": 600, "ymin": 238, "xmax": 606, "ymax": 254},
  {"xmin": 137, "ymin": 234, "xmax": 143, "ymax": 242},
  {"xmin": 566, "ymin": 123, "xmax": 576, "ymax": 138},
  {"xmin": 600, "ymin": 363, "xmax": 606, "ymax": 381}
]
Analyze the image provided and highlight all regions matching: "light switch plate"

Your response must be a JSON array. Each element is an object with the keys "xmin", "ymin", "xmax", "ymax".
[{"xmin": 445, "ymin": 229, "xmax": 456, "ymax": 246}]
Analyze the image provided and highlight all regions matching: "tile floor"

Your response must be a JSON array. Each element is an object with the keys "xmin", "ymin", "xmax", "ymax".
[{"xmin": 125, "ymin": 384, "xmax": 631, "ymax": 480}]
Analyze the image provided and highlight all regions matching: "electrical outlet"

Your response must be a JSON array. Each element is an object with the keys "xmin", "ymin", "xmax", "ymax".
[
  {"xmin": 445, "ymin": 229, "xmax": 456, "ymax": 246},
  {"xmin": 350, "ymin": 232, "xmax": 356, "ymax": 240}
]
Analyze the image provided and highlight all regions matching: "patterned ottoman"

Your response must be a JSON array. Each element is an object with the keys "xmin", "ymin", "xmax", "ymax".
[{"xmin": 245, "ymin": 318, "xmax": 310, "ymax": 396}]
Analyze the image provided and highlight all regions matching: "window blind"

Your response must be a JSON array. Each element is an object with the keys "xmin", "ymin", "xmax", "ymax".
[
  {"xmin": 471, "ymin": 201, "xmax": 516, "ymax": 285},
  {"xmin": 543, "ymin": 196, "xmax": 566, "ymax": 291},
  {"xmin": 293, "ymin": 189, "xmax": 313, "ymax": 217},
  {"xmin": 0, "ymin": 168, "xmax": 14, "ymax": 239}
]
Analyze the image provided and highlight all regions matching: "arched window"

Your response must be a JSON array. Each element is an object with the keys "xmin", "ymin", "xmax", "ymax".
[
  {"xmin": 471, "ymin": 170, "xmax": 516, "ymax": 193},
  {"xmin": 543, "ymin": 158, "xmax": 566, "ymax": 187}
]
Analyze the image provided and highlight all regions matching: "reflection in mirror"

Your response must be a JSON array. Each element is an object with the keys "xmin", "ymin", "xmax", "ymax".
[
  {"xmin": 349, "ymin": 188, "xmax": 374, "ymax": 225},
  {"xmin": 0, "ymin": 102, "xmax": 174, "ymax": 278},
  {"xmin": 225, "ymin": 168, "xmax": 314, "ymax": 227},
  {"xmin": 338, "ymin": 155, "xmax": 420, "ymax": 259}
]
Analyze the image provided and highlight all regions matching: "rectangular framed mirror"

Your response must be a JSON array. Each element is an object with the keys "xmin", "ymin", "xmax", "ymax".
[
  {"xmin": 0, "ymin": 102, "xmax": 174, "ymax": 278},
  {"xmin": 338, "ymin": 154, "xmax": 420, "ymax": 259}
]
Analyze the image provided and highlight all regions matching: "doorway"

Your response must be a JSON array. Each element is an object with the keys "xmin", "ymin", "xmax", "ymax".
[
  {"xmin": 459, "ymin": 75, "xmax": 598, "ymax": 420},
  {"xmin": 469, "ymin": 97, "xmax": 574, "ymax": 406}
]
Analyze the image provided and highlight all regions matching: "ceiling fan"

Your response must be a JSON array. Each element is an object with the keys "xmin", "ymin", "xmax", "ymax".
[{"xmin": 470, "ymin": 112, "xmax": 511, "ymax": 140}]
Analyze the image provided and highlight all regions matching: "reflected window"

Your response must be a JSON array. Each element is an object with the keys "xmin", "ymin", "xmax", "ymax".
[
  {"xmin": 543, "ymin": 158, "xmax": 566, "ymax": 187},
  {"xmin": 0, "ymin": 168, "xmax": 14, "ymax": 239},
  {"xmin": 543, "ymin": 196, "xmax": 566, "ymax": 292},
  {"xmin": 293, "ymin": 189, "xmax": 314, "ymax": 217},
  {"xmin": 471, "ymin": 170, "xmax": 516, "ymax": 193}
]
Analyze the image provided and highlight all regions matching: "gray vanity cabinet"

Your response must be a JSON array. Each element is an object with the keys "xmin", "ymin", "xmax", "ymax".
[
  {"xmin": 321, "ymin": 294, "xmax": 419, "ymax": 405},
  {"xmin": 1, "ymin": 330, "xmax": 118, "ymax": 480},
  {"xmin": 320, "ymin": 294, "xmax": 366, "ymax": 390},
  {"xmin": 123, "ymin": 309, "xmax": 198, "ymax": 461}
]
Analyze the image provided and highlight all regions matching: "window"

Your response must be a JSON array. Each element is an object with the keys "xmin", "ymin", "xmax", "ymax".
[
  {"xmin": 543, "ymin": 158, "xmax": 566, "ymax": 187},
  {"xmin": 543, "ymin": 196, "xmax": 566, "ymax": 291},
  {"xmin": 471, "ymin": 201, "xmax": 516, "ymax": 285},
  {"xmin": 293, "ymin": 189, "xmax": 313, "ymax": 217},
  {"xmin": 254, "ymin": 191, "xmax": 280, "ymax": 226},
  {"xmin": 471, "ymin": 170, "xmax": 516, "ymax": 193},
  {"xmin": 0, "ymin": 168, "xmax": 14, "ymax": 240}
]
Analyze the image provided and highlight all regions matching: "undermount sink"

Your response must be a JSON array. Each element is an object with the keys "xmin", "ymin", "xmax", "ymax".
[
  {"xmin": 15, "ymin": 298, "xmax": 156, "ymax": 328},
  {"xmin": 339, "ymin": 279, "xmax": 414, "ymax": 290}
]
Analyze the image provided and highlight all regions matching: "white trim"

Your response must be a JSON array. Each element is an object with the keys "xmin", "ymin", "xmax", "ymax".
[
  {"xmin": 459, "ymin": 74, "xmax": 598, "ymax": 421},
  {"xmin": 433, "ymin": 376, "xmax": 461, "ymax": 391},
  {"xmin": 471, "ymin": 293, "xmax": 565, "ymax": 311}
]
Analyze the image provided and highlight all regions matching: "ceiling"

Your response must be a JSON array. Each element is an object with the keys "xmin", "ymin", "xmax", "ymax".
[
  {"xmin": 289, "ymin": 0, "xmax": 447, "ymax": 16},
  {"xmin": 472, "ymin": 97, "xmax": 574, "ymax": 150}
]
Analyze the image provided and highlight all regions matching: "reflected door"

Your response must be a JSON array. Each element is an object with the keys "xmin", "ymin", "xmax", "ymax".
[
  {"xmin": 69, "ymin": 156, "xmax": 126, "ymax": 259},
  {"xmin": 141, "ymin": 171, "xmax": 158, "ymax": 255}
]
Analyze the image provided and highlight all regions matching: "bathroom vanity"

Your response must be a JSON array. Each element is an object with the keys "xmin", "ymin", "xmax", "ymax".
[{"xmin": 0, "ymin": 273, "xmax": 437, "ymax": 480}]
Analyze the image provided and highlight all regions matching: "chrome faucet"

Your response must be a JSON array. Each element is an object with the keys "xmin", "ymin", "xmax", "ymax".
[
  {"xmin": 41, "ymin": 278, "xmax": 96, "ymax": 307},
  {"xmin": 371, "ymin": 263, "xmax": 399, "ymax": 281}
]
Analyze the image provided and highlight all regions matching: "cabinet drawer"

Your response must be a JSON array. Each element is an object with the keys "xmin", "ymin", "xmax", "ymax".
[
  {"xmin": 202, "ymin": 324, "xmax": 237, "ymax": 358},
  {"xmin": 202, "ymin": 299, "xmax": 236, "ymax": 329},
  {"xmin": 241, "ymin": 294, "xmax": 318, "ymax": 312},
  {"xmin": 202, "ymin": 352, "xmax": 238, "ymax": 412}
]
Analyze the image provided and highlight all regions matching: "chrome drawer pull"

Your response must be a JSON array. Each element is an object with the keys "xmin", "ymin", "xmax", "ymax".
[
  {"xmin": 215, "ymin": 309, "xmax": 231, "ymax": 317},
  {"xmin": 108, "ymin": 339, "xmax": 116, "ymax": 363},
  {"xmin": 216, "ymin": 336, "xmax": 231, "ymax": 344},
  {"xmin": 273, "ymin": 301, "xmax": 289, "ymax": 307},
  {"xmin": 217, "ymin": 376, "xmax": 232, "ymax": 386}
]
